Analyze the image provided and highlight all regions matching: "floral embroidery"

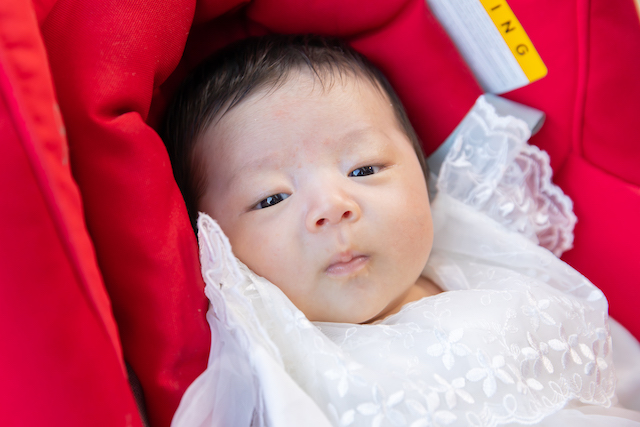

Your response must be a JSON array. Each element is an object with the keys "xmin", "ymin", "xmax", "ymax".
[
  {"xmin": 324, "ymin": 360, "xmax": 366, "ymax": 398},
  {"xmin": 507, "ymin": 363, "xmax": 544, "ymax": 395},
  {"xmin": 328, "ymin": 404, "xmax": 356, "ymax": 427},
  {"xmin": 583, "ymin": 340, "xmax": 608, "ymax": 381},
  {"xmin": 548, "ymin": 325, "xmax": 584, "ymax": 368},
  {"xmin": 356, "ymin": 386, "xmax": 406, "ymax": 427},
  {"xmin": 405, "ymin": 390, "xmax": 457, "ymax": 427},
  {"xmin": 521, "ymin": 332, "xmax": 554, "ymax": 376},
  {"xmin": 431, "ymin": 374, "xmax": 475, "ymax": 408},
  {"xmin": 282, "ymin": 307, "xmax": 313, "ymax": 333},
  {"xmin": 427, "ymin": 328, "xmax": 470, "ymax": 370},
  {"xmin": 466, "ymin": 351, "xmax": 515, "ymax": 397},
  {"xmin": 522, "ymin": 291, "xmax": 555, "ymax": 331}
]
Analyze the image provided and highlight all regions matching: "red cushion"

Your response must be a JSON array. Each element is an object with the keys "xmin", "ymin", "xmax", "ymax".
[
  {"xmin": 504, "ymin": 0, "xmax": 640, "ymax": 338},
  {"xmin": 40, "ymin": 1, "xmax": 212, "ymax": 426},
  {"xmin": 0, "ymin": 0, "xmax": 142, "ymax": 424}
]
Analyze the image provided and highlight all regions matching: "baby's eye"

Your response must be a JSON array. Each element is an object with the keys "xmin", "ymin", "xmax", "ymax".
[
  {"xmin": 255, "ymin": 193, "xmax": 289, "ymax": 210},
  {"xmin": 349, "ymin": 166, "xmax": 380, "ymax": 177}
]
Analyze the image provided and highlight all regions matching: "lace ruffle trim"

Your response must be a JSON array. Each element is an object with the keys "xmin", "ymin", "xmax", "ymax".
[{"xmin": 437, "ymin": 97, "xmax": 577, "ymax": 257}]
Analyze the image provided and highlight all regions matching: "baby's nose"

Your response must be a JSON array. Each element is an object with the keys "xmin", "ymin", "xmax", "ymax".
[{"xmin": 306, "ymin": 192, "xmax": 361, "ymax": 232}]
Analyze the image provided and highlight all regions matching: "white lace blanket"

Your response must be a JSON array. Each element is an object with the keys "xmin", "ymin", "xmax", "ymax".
[{"xmin": 171, "ymin": 97, "xmax": 640, "ymax": 427}]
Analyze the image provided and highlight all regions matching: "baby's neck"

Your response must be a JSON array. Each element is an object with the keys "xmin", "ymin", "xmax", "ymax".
[{"xmin": 363, "ymin": 276, "xmax": 442, "ymax": 324}]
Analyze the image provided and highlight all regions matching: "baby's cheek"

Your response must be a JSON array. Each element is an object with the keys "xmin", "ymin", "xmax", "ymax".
[
  {"xmin": 232, "ymin": 225, "xmax": 310, "ymax": 299},
  {"xmin": 232, "ymin": 226, "xmax": 287, "ymax": 276},
  {"xmin": 401, "ymin": 215, "xmax": 432, "ymax": 261},
  {"xmin": 393, "ymin": 188, "xmax": 433, "ymax": 260}
]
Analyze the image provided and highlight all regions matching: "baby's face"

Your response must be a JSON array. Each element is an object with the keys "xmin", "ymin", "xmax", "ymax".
[{"xmin": 198, "ymin": 72, "xmax": 433, "ymax": 323}]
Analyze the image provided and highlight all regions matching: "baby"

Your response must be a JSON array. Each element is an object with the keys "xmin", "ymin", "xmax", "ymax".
[
  {"xmin": 164, "ymin": 34, "xmax": 441, "ymax": 324},
  {"xmin": 163, "ymin": 35, "xmax": 640, "ymax": 427}
]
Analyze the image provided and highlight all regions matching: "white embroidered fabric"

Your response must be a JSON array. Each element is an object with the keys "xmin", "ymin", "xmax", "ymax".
[
  {"xmin": 171, "ymin": 98, "xmax": 640, "ymax": 427},
  {"xmin": 435, "ymin": 97, "xmax": 576, "ymax": 257}
]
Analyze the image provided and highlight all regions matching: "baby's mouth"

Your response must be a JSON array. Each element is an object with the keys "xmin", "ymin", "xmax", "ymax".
[{"xmin": 325, "ymin": 252, "xmax": 369, "ymax": 276}]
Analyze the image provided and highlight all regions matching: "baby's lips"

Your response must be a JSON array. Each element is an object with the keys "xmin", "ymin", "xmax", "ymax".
[{"xmin": 325, "ymin": 251, "xmax": 369, "ymax": 276}]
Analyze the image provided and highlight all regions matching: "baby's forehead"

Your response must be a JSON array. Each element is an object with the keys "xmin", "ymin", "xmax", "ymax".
[
  {"xmin": 238, "ymin": 68, "xmax": 389, "ymax": 111},
  {"xmin": 203, "ymin": 70, "xmax": 393, "ymax": 147},
  {"xmin": 197, "ymin": 73, "xmax": 406, "ymax": 179}
]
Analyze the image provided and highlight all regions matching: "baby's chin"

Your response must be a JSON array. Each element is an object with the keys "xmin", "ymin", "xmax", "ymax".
[
  {"xmin": 305, "ymin": 305, "xmax": 388, "ymax": 324},
  {"xmin": 358, "ymin": 306, "xmax": 396, "ymax": 324},
  {"xmin": 298, "ymin": 281, "xmax": 414, "ymax": 324}
]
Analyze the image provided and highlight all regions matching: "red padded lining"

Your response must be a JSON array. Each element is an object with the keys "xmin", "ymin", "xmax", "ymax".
[
  {"xmin": 41, "ymin": 1, "xmax": 211, "ymax": 425},
  {"xmin": 0, "ymin": 0, "xmax": 142, "ymax": 423},
  {"xmin": 556, "ymin": 155, "xmax": 640, "ymax": 336},
  {"xmin": 504, "ymin": 0, "xmax": 640, "ymax": 339},
  {"xmin": 582, "ymin": 0, "xmax": 640, "ymax": 186}
]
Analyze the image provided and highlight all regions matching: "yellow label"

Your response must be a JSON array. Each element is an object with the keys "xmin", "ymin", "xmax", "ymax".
[{"xmin": 479, "ymin": 0, "xmax": 548, "ymax": 83}]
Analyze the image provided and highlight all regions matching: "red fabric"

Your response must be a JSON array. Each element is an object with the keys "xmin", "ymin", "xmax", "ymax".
[
  {"xmin": 40, "ymin": 1, "xmax": 212, "ymax": 426},
  {"xmin": 555, "ymin": 155, "xmax": 640, "ymax": 335},
  {"xmin": 1, "ymin": 0, "xmax": 638, "ymax": 425},
  {"xmin": 503, "ymin": 0, "xmax": 640, "ymax": 338},
  {"xmin": 0, "ymin": 0, "xmax": 142, "ymax": 424},
  {"xmin": 571, "ymin": 0, "xmax": 640, "ymax": 334}
]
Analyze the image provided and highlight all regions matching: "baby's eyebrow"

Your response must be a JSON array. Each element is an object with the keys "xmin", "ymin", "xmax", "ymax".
[
  {"xmin": 340, "ymin": 127, "xmax": 382, "ymax": 143},
  {"xmin": 225, "ymin": 152, "xmax": 286, "ymax": 187},
  {"xmin": 339, "ymin": 127, "xmax": 397, "ymax": 154}
]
